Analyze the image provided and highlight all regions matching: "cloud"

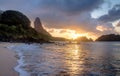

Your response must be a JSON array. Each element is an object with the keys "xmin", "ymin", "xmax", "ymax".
[
  {"xmin": 38, "ymin": 0, "xmax": 104, "ymax": 15},
  {"xmin": 116, "ymin": 21, "xmax": 120, "ymax": 27},
  {"xmin": 96, "ymin": 25, "xmax": 113, "ymax": 32},
  {"xmin": 41, "ymin": 12, "xmax": 98, "ymax": 32},
  {"xmin": 0, "ymin": 0, "xmax": 104, "ymax": 16},
  {"xmin": 98, "ymin": 4, "xmax": 120, "ymax": 22},
  {"xmin": 42, "ymin": 11, "xmax": 115, "ymax": 35},
  {"xmin": 45, "ymin": 28, "xmax": 98, "ymax": 40},
  {"xmin": 96, "ymin": 26, "xmax": 108, "ymax": 32}
]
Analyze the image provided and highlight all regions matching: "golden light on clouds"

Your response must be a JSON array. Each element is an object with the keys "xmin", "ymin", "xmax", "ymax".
[
  {"xmin": 115, "ymin": 27, "xmax": 120, "ymax": 33},
  {"xmin": 44, "ymin": 27, "xmax": 98, "ymax": 40},
  {"xmin": 96, "ymin": 25, "xmax": 113, "ymax": 32},
  {"xmin": 48, "ymin": 29, "xmax": 88, "ymax": 40},
  {"xmin": 96, "ymin": 25, "xmax": 108, "ymax": 32}
]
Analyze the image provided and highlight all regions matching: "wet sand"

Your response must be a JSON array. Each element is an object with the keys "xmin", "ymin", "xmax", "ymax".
[{"xmin": 0, "ymin": 43, "xmax": 18, "ymax": 76}]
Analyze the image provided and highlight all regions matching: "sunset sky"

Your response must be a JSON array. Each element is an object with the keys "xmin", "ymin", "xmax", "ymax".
[{"xmin": 0, "ymin": 0, "xmax": 120, "ymax": 40}]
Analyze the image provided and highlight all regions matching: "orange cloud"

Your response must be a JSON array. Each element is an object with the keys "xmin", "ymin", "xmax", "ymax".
[
  {"xmin": 96, "ymin": 25, "xmax": 109, "ymax": 32},
  {"xmin": 44, "ymin": 27, "xmax": 98, "ymax": 40}
]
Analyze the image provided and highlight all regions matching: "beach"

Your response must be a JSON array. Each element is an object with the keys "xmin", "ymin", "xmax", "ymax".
[{"xmin": 0, "ymin": 43, "xmax": 18, "ymax": 76}]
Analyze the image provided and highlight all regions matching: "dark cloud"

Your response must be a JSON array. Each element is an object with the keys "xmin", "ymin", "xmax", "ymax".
[
  {"xmin": 30, "ymin": 0, "xmax": 104, "ymax": 29},
  {"xmin": 38, "ymin": 0, "xmax": 104, "ymax": 15},
  {"xmin": 27, "ymin": 0, "xmax": 115, "ymax": 36},
  {"xmin": 98, "ymin": 4, "xmax": 120, "ymax": 22},
  {"xmin": 0, "ymin": 0, "xmax": 104, "ymax": 19},
  {"xmin": 41, "ymin": 12, "xmax": 115, "ymax": 36}
]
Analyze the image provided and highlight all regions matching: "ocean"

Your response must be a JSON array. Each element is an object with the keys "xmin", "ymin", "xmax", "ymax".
[{"xmin": 8, "ymin": 42, "xmax": 120, "ymax": 76}]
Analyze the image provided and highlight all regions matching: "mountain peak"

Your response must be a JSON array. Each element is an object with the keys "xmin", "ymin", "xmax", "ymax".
[{"xmin": 34, "ymin": 17, "xmax": 51, "ymax": 36}]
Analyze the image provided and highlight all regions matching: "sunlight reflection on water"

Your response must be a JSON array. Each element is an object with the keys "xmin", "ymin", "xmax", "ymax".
[{"xmin": 12, "ymin": 42, "xmax": 120, "ymax": 76}]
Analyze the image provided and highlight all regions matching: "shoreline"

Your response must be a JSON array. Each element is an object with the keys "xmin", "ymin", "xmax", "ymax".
[{"xmin": 0, "ymin": 43, "xmax": 18, "ymax": 76}]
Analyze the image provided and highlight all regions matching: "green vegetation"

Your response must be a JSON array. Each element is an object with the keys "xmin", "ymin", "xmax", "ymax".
[
  {"xmin": 0, "ymin": 10, "xmax": 51, "ymax": 43},
  {"xmin": 0, "ymin": 23, "xmax": 50, "ymax": 42}
]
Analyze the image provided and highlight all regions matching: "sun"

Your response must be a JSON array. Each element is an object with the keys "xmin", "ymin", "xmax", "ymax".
[{"xmin": 71, "ymin": 33, "xmax": 81, "ymax": 40}]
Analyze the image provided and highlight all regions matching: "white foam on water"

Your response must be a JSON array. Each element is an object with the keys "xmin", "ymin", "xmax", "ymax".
[
  {"xmin": 6, "ymin": 42, "xmax": 118, "ymax": 76},
  {"xmin": 7, "ymin": 43, "xmax": 40, "ymax": 76},
  {"xmin": 15, "ymin": 51, "xmax": 30, "ymax": 76}
]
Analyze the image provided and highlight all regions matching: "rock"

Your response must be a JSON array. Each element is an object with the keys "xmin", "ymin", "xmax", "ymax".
[
  {"xmin": 34, "ymin": 17, "xmax": 51, "ymax": 36},
  {"xmin": 0, "ymin": 10, "xmax": 30, "ymax": 28}
]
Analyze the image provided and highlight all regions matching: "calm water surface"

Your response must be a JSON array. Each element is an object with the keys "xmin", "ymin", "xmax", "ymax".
[{"xmin": 12, "ymin": 42, "xmax": 120, "ymax": 76}]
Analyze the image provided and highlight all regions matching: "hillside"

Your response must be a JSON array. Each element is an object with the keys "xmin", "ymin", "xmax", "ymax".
[{"xmin": 0, "ymin": 10, "xmax": 50, "ymax": 43}]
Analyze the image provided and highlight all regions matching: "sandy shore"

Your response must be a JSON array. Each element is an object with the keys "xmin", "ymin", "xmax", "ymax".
[{"xmin": 0, "ymin": 43, "xmax": 18, "ymax": 76}]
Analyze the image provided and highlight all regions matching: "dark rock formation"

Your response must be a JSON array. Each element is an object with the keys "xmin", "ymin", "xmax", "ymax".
[
  {"xmin": 0, "ymin": 10, "xmax": 30, "ymax": 28},
  {"xmin": 34, "ymin": 17, "xmax": 51, "ymax": 36},
  {"xmin": 96, "ymin": 34, "xmax": 120, "ymax": 41},
  {"xmin": 0, "ymin": 10, "xmax": 50, "ymax": 43}
]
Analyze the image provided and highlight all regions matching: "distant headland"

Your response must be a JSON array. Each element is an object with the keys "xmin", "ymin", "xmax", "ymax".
[{"xmin": 96, "ymin": 34, "xmax": 120, "ymax": 41}]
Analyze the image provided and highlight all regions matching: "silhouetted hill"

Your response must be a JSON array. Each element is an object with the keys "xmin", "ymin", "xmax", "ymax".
[
  {"xmin": 51, "ymin": 37, "xmax": 68, "ymax": 41},
  {"xmin": 75, "ymin": 36, "xmax": 93, "ymax": 42},
  {"xmin": 0, "ymin": 10, "xmax": 30, "ymax": 28},
  {"xmin": 0, "ymin": 10, "xmax": 50, "ymax": 43},
  {"xmin": 0, "ymin": 10, "xmax": 3, "ymax": 20},
  {"xmin": 96, "ymin": 34, "xmax": 120, "ymax": 41}
]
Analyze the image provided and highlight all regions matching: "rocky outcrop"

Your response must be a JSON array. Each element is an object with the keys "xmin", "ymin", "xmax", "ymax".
[
  {"xmin": 34, "ymin": 17, "xmax": 51, "ymax": 36},
  {"xmin": 0, "ymin": 10, "xmax": 50, "ymax": 43},
  {"xmin": 0, "ymin": 10, "xmax": 30, "ymax": 28}
]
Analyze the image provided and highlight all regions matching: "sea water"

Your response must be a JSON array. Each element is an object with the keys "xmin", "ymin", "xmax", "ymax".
[{"xmin": 8, "ymin": 42, "xmax": 120, "ymax": 76}]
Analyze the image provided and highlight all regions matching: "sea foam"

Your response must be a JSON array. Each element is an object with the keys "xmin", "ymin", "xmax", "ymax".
[{"xmin": 8, "ymin": 43, "xmax": 41, "ymax": 76}]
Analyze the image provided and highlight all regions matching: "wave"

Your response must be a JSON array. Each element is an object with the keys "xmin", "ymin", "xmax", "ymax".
[{"xmin": 7, "ymin": 43, "xmax": 41, "ymax": 76}]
